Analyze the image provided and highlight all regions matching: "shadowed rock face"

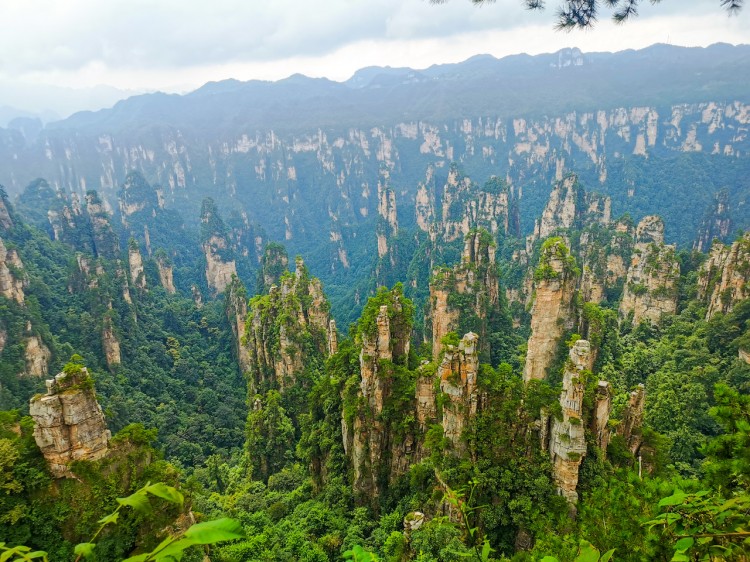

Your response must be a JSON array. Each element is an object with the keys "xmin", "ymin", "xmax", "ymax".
[{"xmin": 29, "ymin": 367, "xmax": 110, "ymax": 478}]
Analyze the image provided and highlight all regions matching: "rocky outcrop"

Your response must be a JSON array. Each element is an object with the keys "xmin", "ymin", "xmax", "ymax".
[
  {"xmin": 534, "ymin": 174, "xmax": 610, "ymax": 241},
  {"xmin": 523, "ymin": 238, "xmax": 577, "ymax": 382},
  {"xmin": 128, "ymin": 242, "xmax": 147, "ymax": 290},
  {"xmin": 101, "ymin": 314, "xmax": 121, "ymax": 368},
  {"xmin": 258, "ymin": 243, "xmax": 289, "ymax": 293},
  {"xmin": 346, "ymin": 286, "xmax": 414, "ymax": 501},
  {"xmin": 203, "ymin": 235, "xmax": 237, "ymax": 296},
  {"xmin": 591, "ymin": 381, "xmax": 613, "ymax": 456},
  {"xmin": 549, "ymin": 340, "xmax": 590, "ymax": 507},
  {"xmin": 155, "ymin": 251, "xmax": 176, "ymax": 294},
  {"xmin": 85, "ymin": 191, "xmax": 119, "ymax": 259},
  {"xmin": 226, "ymin": 276, "xmax": 252, "ymax": 375},
  {"xmin": 244, "ymin": 258, "xmax": 330, "ymax": 394},
  {"xmin": 698, "ymin": 233, "xmax": 750, "ymax": 319},
  {"xmin": 0, "ymin": 189, "xmax": 14, "ymax": 230},
  {"xmin": 201, "ymin": 198, "xmax": 238, "ymax": 295},
  {"xmin": 327, "ymin": 319, "xmax": 338, "ymax": 355},
  {"xmin": 0, "ymin": 238, "xmax": 26, "ymax": 303},
  {"xmin": 376, "ymin": 168, "xmax": 398, "ymax": 259},
  {"xmin": 29, "ymin": 366, "xmax": 110, "ymax": 478},
  {"xmin": 618, "ymin": 384, "xmax": 646, "ymax": 457},
  {"xmin": 415, "ymin": 166, "xmax": 436, "ymax": 235},
  {"xmin": 437, "ymin": 332, "xmax": 479, "ymax": 453},
  {"xmin": 694, "ymin": 190, "xmax": 732, "ymax": 252},
  {"xmin": 427, "ymin": 229, "xmax": 499, "ymax": 362},
  {"xmin": 619, "ymin": 216, "xmax": 679, "ymax": 326},
  {"xmin": 23, "ymin": 331, "xmax": 51, "ymax": 378}
]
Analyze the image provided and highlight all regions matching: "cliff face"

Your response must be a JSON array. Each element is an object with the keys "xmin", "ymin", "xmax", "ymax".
[
  {"xmin": 694, "ymin": 190, "xmax": 732, "ymax": 252},
  {"xmin": 427, "ymin": 230, "xmax": 500, "ymax": 362},
  {"xmin": 244, "ymin": 258, "xmax": 331, "ymax": 394},
  {"xmin": 618, "ymin": 384, "xmax": 646, "ymax": 457},
  {"xmin": 548, "ymin": 340, "xmax": 590, "ymax": 507},
  {"xmin": 376, "ymin": 168, "xmax": 398, "ymax": 260},
  {"xmin": 84, "ymin": 191, "xmax": 120, "ymax": 259},
  {"xmin": 619, "ymin": 216, "xmax": 679, "ymax": 326},
  {"xmin": 226, "ymin": 276, "xmax": 252, "ymax": 376},
  {"xmin": 523, "ymin": 239, "xmax": 577, "ymax": 382},
  {"xmin": 0, "ymin": 238, "xmax": 26, "ymax": 303},
  {"xmin": 437, "ymin": 332, "xmax": 480, "ymax": 454},
  {"xmin": 534, "ymin": 175, "xmax": 610, "ymax": 241},
  {"xmin": 101, "ymin": 314, "xmax": 121, "ymax": 368},
  {"xmin": 128, "ymin": 243, "xmax": 147, "ymax": 290},
  {"xmin": 346, "ymin": 287, "xmax": 414, "ymax": 500},
  {"xmin": 23, "ymin": 330, "xmax": 52, "ymax": 378},
  {"xmin": 29, "ymin": 366, "xmax": 110, "ymax": 478},
  {"xmin": 698, "ymin": 233, "xmax": 750, "ymax": 319},
  {"xmin": 201, "ymin": 198, "xmax": 238, "ymax": 295},
  {"xmin": 155, "ymin": 252, "xmax": 176, "ymax": 294}
]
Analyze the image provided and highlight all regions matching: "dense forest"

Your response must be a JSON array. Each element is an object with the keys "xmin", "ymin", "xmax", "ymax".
[{"xmin": 0, "ymin": 147, "xmax": 749, "ymax": 561}]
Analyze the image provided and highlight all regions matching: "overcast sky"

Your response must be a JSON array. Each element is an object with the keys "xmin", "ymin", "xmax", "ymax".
[{"xmin": 1, "ymin": 0, "xmax": 749, "ymax": 115}]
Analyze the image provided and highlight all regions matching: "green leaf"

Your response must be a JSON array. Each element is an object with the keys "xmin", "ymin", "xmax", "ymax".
[
  {"xmin": 671, "ymin": 553, "xmax": 689, "ymax": 562},
  {"xmin": 540, "ymin": 558, "xmax": 560, "ymax": 562},
  {"xmin": 674, "ymin": 537, "xmax": 694, "ymax": 551},
  {"xmin": 144, "ymin": 483, "xmax": 184, "ymax": 505},
  {"xmin": 659, "ymin": 491, "xmax": 687, "ymax": 507},
  {"xmin": 183, "ymin": 518, "xmax": 245, "ymax": 544},
  {"xmin": 117, "ymin": 491, "xmax": 151, "ymax": 513},
  {"xmin": 97, "ymin": 512, "xmax": 119, "ymax": 526},
  {"xmin": 121, "ymin": 555, "xmax": 149, "ymax": 562},
  {"xmin": 148, "ymin": 538, "xmax": 196, "ymax": 559},
  {"xmin": 481, "ymin": 540, "xmax": 492, "ymax": 561},
  {"xmin": 73, "ymin": 543, "xmax": 96, "ymax": 558},
  {"xmin": 575, "ymin": 540, "xmax": 600, "ymax": 562},
  {"xmin": 600, "ymin": 549, "xmax": 615, "ymax": 562}
]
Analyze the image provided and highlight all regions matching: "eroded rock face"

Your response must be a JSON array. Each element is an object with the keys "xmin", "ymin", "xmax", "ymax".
[
  {"xmin": 155, "ymin": 253, "xmax": 176, "ymax": 294},
  {"xmin": 549, "ymin": 340, "xmax": 590, "ymax": 506},
  {"xmin": 128, "ymin": 243, "xmax": 147, "ymax": 290},
  {"xmin": 0, "ymin": 238, "xmax": 26, "ymax": 303},
  {"xmin": 226, "ymin": 277, "xmax": 252, "ymax": 376},
  {"xmin": 694, "ymin": 190, "xmax": 732, "ymax": 252},
  {"xmin": 619, "ymin": 216, "xmax": 679, "ymax": 326},
  {"xmin": 29, "ymin": 367, "xmax": 110, "ymax": 478},
  {"xmin": 23, "ymin": 333, "xmax": 51, "ymax": 377},
  {"xmin": 591, "ymin": 381, "xmax": 613, "ymax": 456},
  {"xmin": 438, "ymin": 332, "xmax": 479, "ymax": 453},
  {"xmin": 348, "ymin": 289, "xmax": 413, "ymax": 501},
  {"xmin": 523, "ymin": 239, "xmax": 577, "ymax": 382},
  {"xmin": 101, "ymin": 314, "xmax": 121, "ymax": 368},
  {"xmin": 534, "ymin": 174, "xmax": 610, "ymax": 241},
  {"xmin": 0, "ymin": 194, "xmax": 14, "ymax": 230},
  {"xmin": 244, "ymin": 259, "xmax": 330, "ymax": 394},
  {"xmin": 698, "ymin": 233, "xmax": 750, "ymax": 319},
  {"xmin": 85, "ymin": 192, "xmax": 119, "ymax": 259},
  {"xmin": 619, "ymin": 384, "xmax": 646, "ymax": 457},
  {"xmin": 377, "ymin": 168, "xmax": 398, "ymax": 259},
  {"xmin": 203, "ymin": 235, "xmax": 237, "ymax": 295},
  {"xmin": 427, "ymin": 230, "xmax": 499, "ymax": 362}
]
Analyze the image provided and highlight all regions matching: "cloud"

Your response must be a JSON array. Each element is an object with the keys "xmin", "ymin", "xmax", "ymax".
[{"xmin": 0, "ymin": 0, "xmax": 748, "ymax": 99}]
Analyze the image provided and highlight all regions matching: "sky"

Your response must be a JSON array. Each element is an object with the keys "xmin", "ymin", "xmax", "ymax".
[{"xmin": 1, "ymin": 0, "xmax": 749, "ymax": 117}]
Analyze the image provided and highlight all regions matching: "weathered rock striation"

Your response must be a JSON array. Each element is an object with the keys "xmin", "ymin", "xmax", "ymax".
[
  {"xmin": 427, "ymin": 229, "xmax": 500, "ymax": 362},
  {"xmin": 0, "ymin": 238, "xmax": 26, "ymax": 303},
  {"xmin": 226, "ymin": 276, "xmax": 252, "ymax": 376},
  {"xmin": 128, "ymin": 241, "xmax": 147, "ymax": 290},
  {"xmin": 29, "ymin": 366, "xmax": 110, "ymax": 478},
  {"xmin": 698, "ymin": 232, "xmax": 750, "ymax": 319},
  {"xmin": 244, "ymin": 258, "xmax": 331, "ymax": 394},
  {"xmin": 200, "ymin": 198, "xmax": 237, "ymax": 295},
  {"xmin": 155, "ymin": 251, "xmax": 176, "ymax": 293},
  {"xmin": 619, "ymin": 216, "xmax": 679, "ymax": 326},
  {"xmin": 548, "ymin": 340, "xmax": 590, "ymax": 506},
  {"xmin": 523, "ymin": 238, "xmax": 577, "ymax": 382}
]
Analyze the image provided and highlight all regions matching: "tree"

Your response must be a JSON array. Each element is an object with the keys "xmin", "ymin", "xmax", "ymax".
[{"xmin": 432, "ymin": 0, "xmax": 743, "ymax": 29}]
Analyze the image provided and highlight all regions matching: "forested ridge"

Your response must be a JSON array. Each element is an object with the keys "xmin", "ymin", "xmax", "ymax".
[{"xmin": 0, "ymin": 151, "xmax": 749, "ymax": 561}]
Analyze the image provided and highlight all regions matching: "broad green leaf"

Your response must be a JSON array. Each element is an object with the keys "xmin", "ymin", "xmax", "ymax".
[
  {"xmin": 575, "ymin": 540, "xmax": 600, "ymax": 562},
  {"xmin": 540, "ymin": 557, "xmax": 560, "ymax": 562},
  {"xmin": 23, "ymin": 552, "xmax": 48, "ymax": 560},
  {"xmin": 117, "ymin": 491, "xmax": 151, "ymax": 513},
  {"xmin": 671, "ymin": 553, "xmax": 689, "ymax": 562},
  {"xmin": 148, "ymin": 538, "xmax": 196, "ymax": 559},
  {"xmin": 481, "ymin": 540, "xmax": 492, "ymax": 561},
  {"xmin": 600, "ymin": 549, "xmax": 615, "ymax": 562},
  {"xmin": 659, "ymin": 491, "xmax": 687, "ymax": 507},
  {"xmin": 121, "ymin": 554, "xmax": 149, "ymax": 562},
  {"xmin": 97, "ymin": 512, "xmax": 119, "ymax": 526},
  {"xmin": 73, "ymin": 543, "xmax": 96, "ymax": 558},
  {"xmin": 183, "ymin": 518, "xmax": 245, "ymax": 544},
  {"xmin": 674, "ymin": 537, "xmax": 694, "ymax": 551},
  {"xmin": 145, "ymin": 483, "xmax": 184, "ymax": 505}
]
